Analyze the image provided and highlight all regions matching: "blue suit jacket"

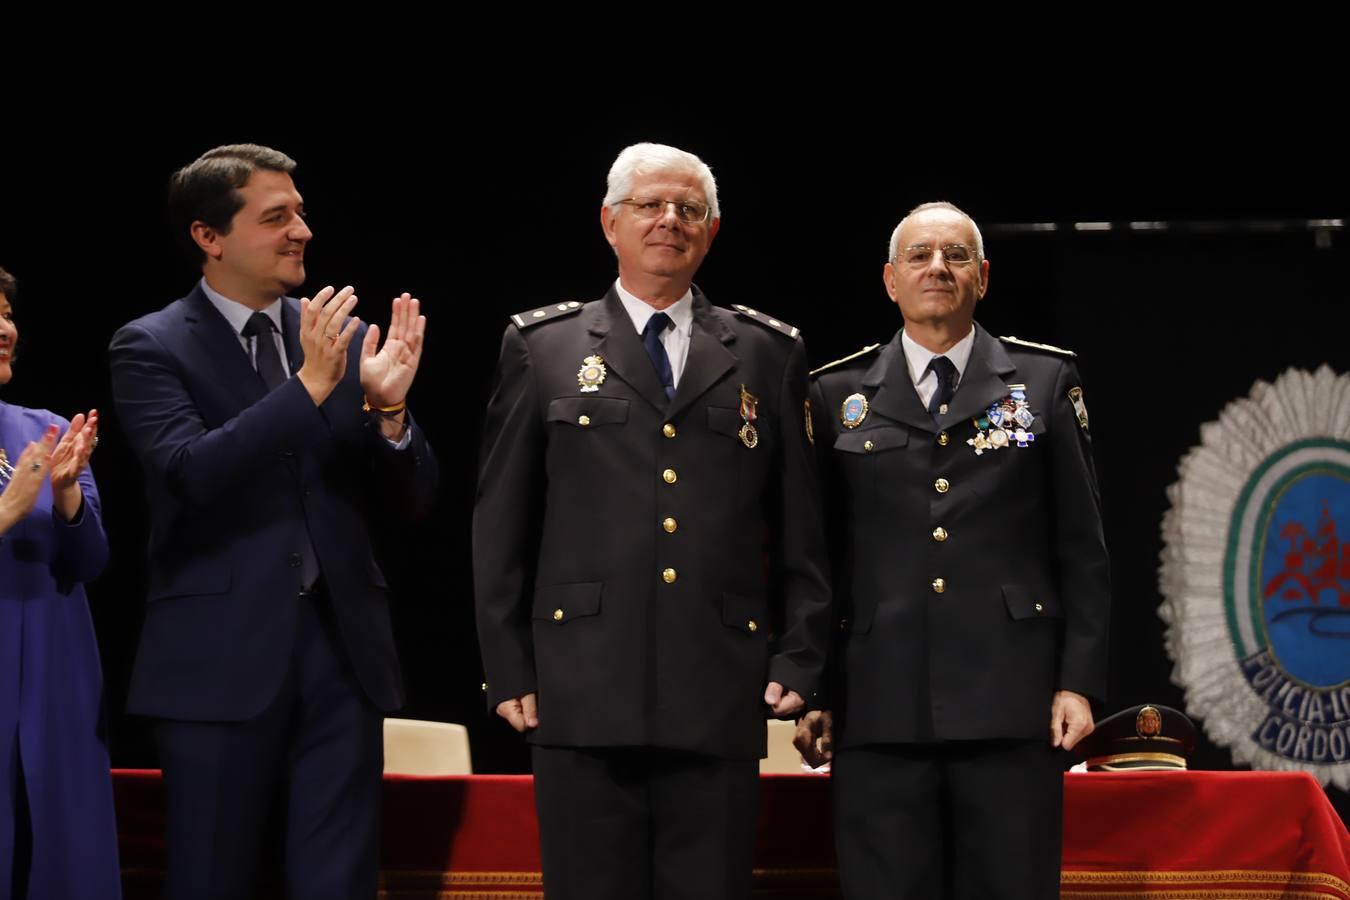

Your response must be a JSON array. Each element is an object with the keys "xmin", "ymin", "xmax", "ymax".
[{"xmin": 109, "ymin": 284, "xmax": 438, "ymax": 721}]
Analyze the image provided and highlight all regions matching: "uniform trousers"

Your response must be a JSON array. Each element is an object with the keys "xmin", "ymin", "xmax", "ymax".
[
  {"xmin": 532, "ymin": 745, "xmax": 759, "ymax": 900},
  {"xmin": 152, "ymin": 584, "xmax": 384, "ymax": 900},
  {"xmin": 833, "ymin": 740, "xmax": 1064, "ymax": 900}
]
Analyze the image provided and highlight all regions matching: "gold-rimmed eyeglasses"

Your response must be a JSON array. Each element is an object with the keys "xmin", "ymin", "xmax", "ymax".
[
  {"xmin": 618, "ymin": 198, "xmax": 712, "ymax": 225},
  {"xmin": 895, "ymin": 244, "xmax": 978, "ymax": 268}
]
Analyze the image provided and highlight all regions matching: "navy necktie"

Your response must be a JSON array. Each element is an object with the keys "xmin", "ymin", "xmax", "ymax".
[
  {"xmin": 242, "ymin": 312, "xmax": 287, "ymax": 390},
  {"xmin": 243, "ymin": 311, "xmax": 318, "ymax": 587},
  {"xmin": 927, "ymin": 355, "xmax": 958, "ymax": 421},
  {"xmin": 642, "ymin": 312, "xmax": 676, "ymax": 401}
]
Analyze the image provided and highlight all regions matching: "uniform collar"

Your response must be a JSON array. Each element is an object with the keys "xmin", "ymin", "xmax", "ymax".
[
  {"xmin": 900, "ymin": 325, "xmax": 976, "ymax": 388},
  {"xmin": 613, "ymin": 279, "xmax": 694, "ymax": 337}
]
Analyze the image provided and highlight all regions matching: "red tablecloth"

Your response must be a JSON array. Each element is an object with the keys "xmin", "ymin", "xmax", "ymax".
[
  {"xmin": 1061, "ymin": 771, "xmax": 1350, "ymax": 899},
  {"xmin": 113, "ymin": 769, "xmax": 1350, "ymax": 899}
]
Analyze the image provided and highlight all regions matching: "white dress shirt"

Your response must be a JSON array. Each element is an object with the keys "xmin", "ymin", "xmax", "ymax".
[
  {"xmin": 200, "ymin": 278, "xmax": 292, "ymax": 372},
  {"xmin": 614, "ymin": 280, "xmax": 694, "ymax": 387},
  {"xmin": 901, "ymin": 327, "xmax": 976, "ymax": 409}
]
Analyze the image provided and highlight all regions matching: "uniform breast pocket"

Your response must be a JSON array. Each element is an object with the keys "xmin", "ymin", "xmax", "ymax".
[
  {"xmin": 833, "ymin": 427, "xmax": 909, "ymax": 456},
  {"xmin": 972, "ymin": 413, "xmax": 1048, "ymax": 488},
  {"xmin": 707, "ymin": 406, "xmax": 744, "ymax": 441},
  {"xmin": 546, "ymin": 396, "xmax": 630, "ymax": 430},
  {"xmin": 831, "ymin": 427, "xmax": 909, "ymax": 502},
  {"xmin": 976, "ymin": 411, "xmax": 1046, "ymax": 452}
]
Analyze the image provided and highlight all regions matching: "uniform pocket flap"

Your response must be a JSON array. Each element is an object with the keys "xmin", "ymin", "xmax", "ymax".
[
  {"xmin": 533, "ymin": 582, "xmax": 602, "ymax": 623},
  {"xmin": 834, "ymin": 428, "xmax": 909, "ymax": 454},
  {"xmin": 722, "ymin": 592, "xmax": 767, "ymax": 634},
  {"xmin": 546, "ymin": 396, "xmax": 630, "ymax": 427},
  {"xmin": 1002, "ymin": 584, "xmax": 1062, "ymax": 620},
  {"xmin": 707, "ymin": 406, "xmax": 743, "ymax": 438}
]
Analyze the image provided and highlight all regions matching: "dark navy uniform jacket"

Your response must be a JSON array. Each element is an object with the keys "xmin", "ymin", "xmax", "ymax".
[
  {"xmin": 474, "ymin": 286, "xmax": 832, "ymax": 760},
  {"xmin": 810, "ymin": 324, "xmax": 1110, "ymax": 748}
]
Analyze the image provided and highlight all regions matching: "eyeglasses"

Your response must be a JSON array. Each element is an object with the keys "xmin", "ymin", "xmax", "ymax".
[
  {"xmin": 618, "ymin": 198, "xmax": 712, "ymax": 225},
  {"xmin": 895, "ymin": 244, "xmax": 978, "ymax": 268}
]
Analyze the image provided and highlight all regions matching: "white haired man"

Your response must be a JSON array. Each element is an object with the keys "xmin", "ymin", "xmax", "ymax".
[
  {"xmin": 800, "ymin": 202, "xmax": 1110, "ymax": 899},
  {"xmin": 474, "ymin": 142, "xmax": 831, "ymax": 899}
]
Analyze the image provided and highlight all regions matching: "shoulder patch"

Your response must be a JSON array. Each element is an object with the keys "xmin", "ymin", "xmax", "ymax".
[
  {"xmin": 730, "ymin": 304, "xmax": 799, "ymax": 338},
  {"xmin": 810, "ymin": 343, "xmax": 883, "ymax": 377},
  {"xmin": 510, "ymin": 301, "xmax": 585, "ymax": 329},
  {"xmin": 998, "ymin": 335, "xmax": 1077, "ymax": 358}
]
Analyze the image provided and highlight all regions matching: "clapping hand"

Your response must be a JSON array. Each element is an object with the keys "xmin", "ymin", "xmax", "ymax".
[
  {"xmin": 360, "ymin": 293, "xmax": 425, "ymax": 409},
  {"xmin": 0, "ymin": 424, "xmax": 57, "ymax": 532}
]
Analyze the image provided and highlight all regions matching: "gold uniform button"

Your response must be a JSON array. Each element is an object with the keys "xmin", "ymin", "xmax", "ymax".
[
  {"xmin": 578, "ymin": 415, "xmax": 591, "ymax": 426},
  {"xmin": 553, "ymin": 608, "xmax": 564, "ymax": 621},
  {"xmin": 663, "ymin": 517, "xmax": 678, "ymax": 533},
  {"xmin": 863, "ymin": 440, "xmax": 875, "ymax": 452},
  {"xmin": 932, "ymin": 526, "xmax": 948, "ymax": 542},
  {"xmin": 932, "ymin": 578, "xmax": 946, "ymax": 594},
  {"xmin": 747, "ymin": 620, "xmax": 758, "ymax": 632},
  {"xmin": 1034, "ymin": 603, "xmax": 1044, "ymax": 613},
  {"xmin": 934, "ymin": 477, "xmax": 950, "ymax": 493},
  {"xmin": 663, "ymin": 423, "xmax": 677, "ymax": 438},
  {"xmin": 938, "ymin": 431, "xmax": 950, "ymax": 446},
  {"xmin": 662, "ymin": 468, "xmax": 677, "ymax": 484},
  {"xmin": 662, "ymin": 568, "xmax": 678, "ymax": 584}
]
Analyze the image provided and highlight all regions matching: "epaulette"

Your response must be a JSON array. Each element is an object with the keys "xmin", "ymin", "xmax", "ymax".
[
  {"xmin": 730, "ymin": 304, "xmax": 800, "ymax": 338},
  {"xmin": 810, "ymin": 343, "xmax": 883, "ymax": 377},
  {"xmin": 999, "ymin": 335, "xmax": 1077, "ymax": 358},
  {"xmin": 510, "ymin": 301, "xmax": 585, "ymax": 328}
]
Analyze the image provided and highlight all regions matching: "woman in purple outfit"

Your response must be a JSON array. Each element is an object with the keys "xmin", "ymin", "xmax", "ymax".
[{"xmin": 0, "ymin": 266, "xmax": 120, "ymax": 899}]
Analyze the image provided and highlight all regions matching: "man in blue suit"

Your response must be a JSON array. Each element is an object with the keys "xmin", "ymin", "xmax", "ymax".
[{"xmin": 109, "ymin": 144, "xmax": 437, "ymax": 899}]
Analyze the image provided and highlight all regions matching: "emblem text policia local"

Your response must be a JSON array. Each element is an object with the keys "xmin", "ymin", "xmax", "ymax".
[{"xmin": 1160, "ymin": 366, "xmax": 1350, "ymax": 789}]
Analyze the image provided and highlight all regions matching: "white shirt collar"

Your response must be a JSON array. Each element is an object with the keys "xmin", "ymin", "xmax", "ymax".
[
  {"xmin": 614, "ymin": 279, "xmax": 694, "ymax": 336},
  {"xmin": 199, "ymin": 277, "xmax": 284, "ymax": 335},
  {"xmin": 901, "ymin": 325, "xmax": 976, "ymax": 388}
]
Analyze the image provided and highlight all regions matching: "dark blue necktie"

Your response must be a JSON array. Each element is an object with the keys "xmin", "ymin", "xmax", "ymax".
[
  {"xmin": 927, "ymin": 355, "xmax": 958, "ymax": 421},
  {"xmin": 642, "ymin": 312, "xmax": 676, "ymax": 401},
  {"xmin": 242, "ymin": 311, "xmax": 318, "ymax": 588},
  {"xmin": 242, "ymin": 312, "xmax": 287, "ymax": 390}
]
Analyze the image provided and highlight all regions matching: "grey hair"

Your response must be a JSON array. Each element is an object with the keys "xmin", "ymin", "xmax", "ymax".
[
  {"xmin": 603, "ymin": 143, "xmax": 720, "ymax": 221},
  {"xmin": 888, "ymin": 201, "xmax": 985, "ymax": 262}
]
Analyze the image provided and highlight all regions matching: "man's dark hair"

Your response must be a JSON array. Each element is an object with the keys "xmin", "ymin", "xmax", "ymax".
[{"xmin": 167, "ymin": 144, "xmax": 297, "ymax": 264}]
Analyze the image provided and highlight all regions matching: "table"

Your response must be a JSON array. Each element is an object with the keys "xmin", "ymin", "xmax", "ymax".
[{"xmin": 112, "ymin": 770, "xmax": 1350, "ymax": 898}]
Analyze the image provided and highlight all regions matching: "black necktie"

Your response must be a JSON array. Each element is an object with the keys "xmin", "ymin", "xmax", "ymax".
[
  {"xmin": 927, "ymin": 355, "xmax": 958, "ymax": 421},
  {"xmin": 642, "ymin": 312, "xmax": 676, "ymax": 401},
  {"xmin": 242, "ymin": 312, "xmax": 286, "ymax": 391}
]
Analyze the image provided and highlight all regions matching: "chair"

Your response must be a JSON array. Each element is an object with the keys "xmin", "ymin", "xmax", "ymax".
[
  {"xmin": 382, "ymin": 718, "xmax": 473, "ymax": 775},
  {"xmin": 760, "ymin": 719, "xmax": 808, "ymax": 773}
]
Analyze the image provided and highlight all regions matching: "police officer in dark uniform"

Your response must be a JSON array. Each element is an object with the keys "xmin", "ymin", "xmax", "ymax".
[
  {"xmin": 797, "ymin": 202, "xmax": 1111, "ymax": 899},
  {"xmin": 473, "ymin": 143, "xmax": 831, "ymax": 900}
]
